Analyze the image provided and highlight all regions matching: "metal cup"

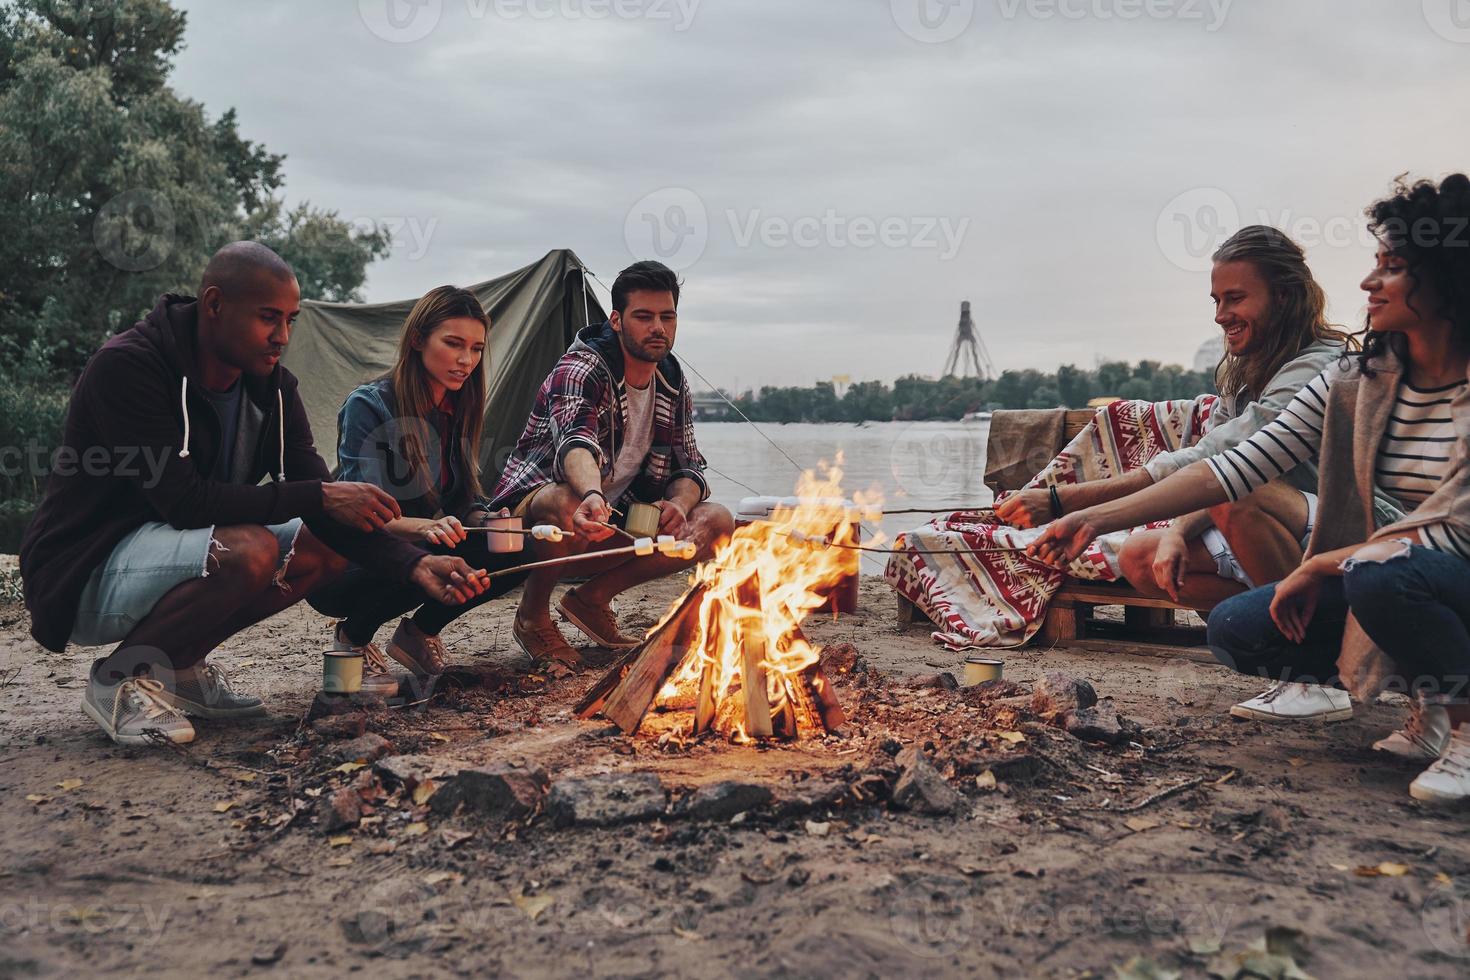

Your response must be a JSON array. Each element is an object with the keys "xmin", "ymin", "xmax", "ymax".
[
  {"xmin": 963, "ymin": 657, "xmax": 1003, "ymax": 686},
  {"xmin": 323, "ymin": 651, "xmax": 364, "ymax": 695},
  {"xmin": 624, "ymin": 502, "xmax": 661, "ymax": 538}
]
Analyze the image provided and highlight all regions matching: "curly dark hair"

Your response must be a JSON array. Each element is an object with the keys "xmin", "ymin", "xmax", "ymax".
[{"xmin": 1356, "ymin": 173, "xmax": 1470, "ymax": 374}]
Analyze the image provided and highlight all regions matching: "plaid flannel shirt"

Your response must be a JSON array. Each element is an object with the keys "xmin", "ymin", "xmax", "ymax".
[{"xmin": 490, "ymin": 322, "xmax": 710, "ymax": 511}]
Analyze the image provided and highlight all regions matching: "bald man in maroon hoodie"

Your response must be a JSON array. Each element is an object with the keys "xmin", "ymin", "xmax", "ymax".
[{"xmin": 21, "ymin": 242, "xmax": 491, "ymax": 746}]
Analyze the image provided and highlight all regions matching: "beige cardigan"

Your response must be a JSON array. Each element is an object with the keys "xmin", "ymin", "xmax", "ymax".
[{"xmin": 1309, "ymin": 338, "xmax": 1470, "ymax": 699}]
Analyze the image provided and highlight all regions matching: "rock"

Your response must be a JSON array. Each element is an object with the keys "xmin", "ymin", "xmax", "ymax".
[
  {"xmin": 329, "ymin": 733, "xmax": 392, "ymax": 765},
  {"xmin": 431, "ymin": 765, "xmax": 547, "ymax": 821},
  {"xmin": 679, "ymin": 781, "xmax": 774, "ymax": 822},
  {"xmin": 960, "ymin": 678, "xmax": 1026, "ymax": 703},
  {"xmin": 319, "ymin": 788, "xmax": 362, "ymax": 833},
  {"xmin": 818, "ymin": 642, "xmax": 862, "ymax": 676},
  {"xmin": 1063, "ymin": 698, "xmax": 1126, "ymax": 745},
  {"xmin": 373, "ymin": 754, "xmax": 445, "ymax": 790},
  {"xmin": 545, "ymin": 773, "xmax": 667, "ymax": 827},
  {"xmin": 787, "ymin": 867, "xmax": 811, "ymax": 887},
  {"xmin": 1031, "ymin": 671, "xmax": 1098, "ymax": 719},
  {"xmin": 311, "ymin": 714, "xmax": 367, "ymax": 740},
  {"xmin": 771, "ymin": 779, "xmax": 848, "ymax": 818},
  {"xmin": 308, "ymin": 691, "xmax": 388, "ymax": 721},
  {"xmin": 891, "ymin": 747, "xmax": 963, "ymax": 815},
  {"xmin": 878, "ymin": 736, "xmax": 903, "ymax": 757},
  {"xmin": 905, "ymin": 672, "xmax": 959, "ymax": 691},
  {"xmin": 953, "ymin": 750, "xmax": 1041, "ymax": 784},
  {"xmin": 251, "ymin": 941, "xmax": 287, "ymax": 966}
]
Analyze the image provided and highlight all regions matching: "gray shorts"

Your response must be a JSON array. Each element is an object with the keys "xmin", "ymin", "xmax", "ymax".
[
  {"xmin": 70, "ymin": 519, "xmax": 304, "ymax": 647},
  {"xmin": 1201, "ymin": 491, "xmax": 1318, "ymax": 589}
]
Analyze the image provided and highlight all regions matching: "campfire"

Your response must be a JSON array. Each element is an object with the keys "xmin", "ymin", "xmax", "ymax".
[{"xmin": 577, "ymin": 464, "xmax": 880, "ymax": 742}]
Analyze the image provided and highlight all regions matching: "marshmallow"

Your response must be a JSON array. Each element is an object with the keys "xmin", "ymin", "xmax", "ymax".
[
  {"xmin": 634, "ymin": 537, "xmax": 656, "ymax": 556},
  {"xmin": 531, "ymin": 524, "xmax": 565, "ymax": 543},
  {"xmin": 677, "ymin": 542, "xmax": 698, "ymax": 561}
]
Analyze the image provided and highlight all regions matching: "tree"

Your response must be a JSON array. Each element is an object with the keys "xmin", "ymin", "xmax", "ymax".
[{"xmin": 0, "ymin": 0, "xmax": 390, "ymax": 374}]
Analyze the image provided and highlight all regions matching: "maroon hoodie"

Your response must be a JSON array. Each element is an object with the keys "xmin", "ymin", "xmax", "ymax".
[{"xmin": 20, "ymin": 294, "xmax": 426, "ymax": 652}]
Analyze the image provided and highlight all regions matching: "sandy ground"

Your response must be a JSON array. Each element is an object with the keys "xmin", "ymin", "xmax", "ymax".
[{"xmin": 3, "ymin": 559, "xmax": 1470, "ymax": 979}]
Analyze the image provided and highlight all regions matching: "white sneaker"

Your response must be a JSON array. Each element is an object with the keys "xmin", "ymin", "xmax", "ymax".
[
  {"xmin": 331, "ymin": 625, "xmax": 400, "ymax": 698},
  {"xmin": 1229, "ymin": 681, "xmax": 1353, "ymax": 723},
  {"xmin": 1374, "ymin": 702, "xmax": 1452, "ymax": 760},
  {"xmin": 83, "ymin": 668, "xmax": 195, "ymax": 746},
  {"xmin": 1410, "ymin": 727, "xmax": 1470, "ymax": 806}
]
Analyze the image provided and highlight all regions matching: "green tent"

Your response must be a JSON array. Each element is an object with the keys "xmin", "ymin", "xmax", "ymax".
[{"xmin": 284, "ymin": 249, "xmax": 606, "ymax": 484}]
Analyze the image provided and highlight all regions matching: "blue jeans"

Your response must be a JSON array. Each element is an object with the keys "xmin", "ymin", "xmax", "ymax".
[{"xmin": 1207, "ymin": 544, "xmax": 1470, "ymax": 703}]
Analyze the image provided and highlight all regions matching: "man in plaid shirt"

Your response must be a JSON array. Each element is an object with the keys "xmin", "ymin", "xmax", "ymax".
[{"xmin": 490, "ymin": 261, "xmax": 735, "ymax": 665}]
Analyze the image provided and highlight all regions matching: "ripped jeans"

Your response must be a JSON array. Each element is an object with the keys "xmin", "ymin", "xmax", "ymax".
[{"xmin": 1206, "ymin": 542, "xmax": 1470, "ymax": 703}]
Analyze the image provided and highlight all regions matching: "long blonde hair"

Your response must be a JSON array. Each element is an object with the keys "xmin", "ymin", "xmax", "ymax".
[
  {"xmin": 386, "ymin": 286, "xmax": 490, "ymax": 507},
  {"xmin": 1212, "ymin": 226, "xmax": 1355, "ymax": 401}
]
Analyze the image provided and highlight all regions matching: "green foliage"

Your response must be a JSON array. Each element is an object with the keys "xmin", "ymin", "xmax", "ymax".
[
  {"xmin": 0, "ymin": 0, "xmax": 390, "ymax": 376},
  {"xmin": 732, "ymin": 361, "xmax": 1217, "ymax": 423}
]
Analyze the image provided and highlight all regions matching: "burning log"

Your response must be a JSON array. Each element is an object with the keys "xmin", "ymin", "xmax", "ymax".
[{"xmin": 576, "ymin": 585, "xmax": 708, "ymax": 729}]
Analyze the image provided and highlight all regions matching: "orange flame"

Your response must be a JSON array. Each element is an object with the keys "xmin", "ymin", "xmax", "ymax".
[{"xmin": 653, "ymin": 457, "xmax": 882, "ymax": 741}]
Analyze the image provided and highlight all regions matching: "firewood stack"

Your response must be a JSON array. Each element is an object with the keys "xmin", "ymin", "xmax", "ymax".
[{"xmin": 575, "ymin": 583, "xmax": 846, "ymax": 741}]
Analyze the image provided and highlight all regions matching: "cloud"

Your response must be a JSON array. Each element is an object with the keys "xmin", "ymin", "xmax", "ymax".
[{"xmin": 170, "ymin": 0, "xmax": 1469, "ymax": 389}]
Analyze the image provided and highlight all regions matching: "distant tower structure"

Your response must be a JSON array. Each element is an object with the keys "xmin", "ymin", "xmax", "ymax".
[{"xmin": 943, "ymin": 301, "xmax": 995, "ymax": 380}]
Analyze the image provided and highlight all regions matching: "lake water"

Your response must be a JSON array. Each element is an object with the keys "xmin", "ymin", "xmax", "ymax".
[{"xmin": 694, "ymin": 420, "xmax": 994, "ymax": 573}]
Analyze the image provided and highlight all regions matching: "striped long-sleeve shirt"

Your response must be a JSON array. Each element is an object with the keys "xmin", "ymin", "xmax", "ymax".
[{"xmin": 1205, "ymin": 368, "xmax": 1470, "ymax": 557}]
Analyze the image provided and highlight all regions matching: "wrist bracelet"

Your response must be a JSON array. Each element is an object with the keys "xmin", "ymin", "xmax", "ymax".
[
  {"xmin": 581, "ymin": 489, "xmax": 607, "ymax": 503},
  {"xmin": 1049, "ymin": 485, "xmax": 1064, "ymax": 519}
]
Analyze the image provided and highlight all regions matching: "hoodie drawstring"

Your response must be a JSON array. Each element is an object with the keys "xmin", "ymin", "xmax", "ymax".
[
  {"xmin": 178, "ymin": 377, "xmax": 191, "ymax": 459},
  {"xmin": 276, "ymin": 390, "xmax": 286, "ymax": 482}
]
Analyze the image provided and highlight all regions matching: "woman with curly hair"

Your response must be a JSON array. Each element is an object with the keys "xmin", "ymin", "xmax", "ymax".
[{"xmin": 1032, "ymin": 174, "xmax": 1470, "ymax": 804}]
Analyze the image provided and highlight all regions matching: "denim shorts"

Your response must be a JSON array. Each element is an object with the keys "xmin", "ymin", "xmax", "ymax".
[
  {"xmin": 1200, "ymin": 490, "xmax": 1318, "ymax": 589},
  {"xmin": 70, "ymin": 519, "xmax": 304, "ymax": 647}
]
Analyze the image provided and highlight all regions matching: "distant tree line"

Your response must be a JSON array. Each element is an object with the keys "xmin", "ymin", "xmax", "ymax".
[{"xmin": 731, "ymin": 361, "xmax": 1218, "ymax": 423}]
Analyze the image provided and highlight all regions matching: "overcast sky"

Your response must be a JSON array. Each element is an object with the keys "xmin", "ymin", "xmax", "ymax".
[{"xmin": 170, "ymin": 0, "xmax": 1470, "ymax": 391}]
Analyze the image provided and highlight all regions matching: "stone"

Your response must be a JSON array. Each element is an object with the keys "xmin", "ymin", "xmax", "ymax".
[
  {"xmin": 818, "ymin": 642, "xmax": 862, "ymax": 676},
  {"xmin": 878, "ymin": 736, "xmax": 903, "ymax": 757},
  {"xmin": 431, "ymin": 765, "xmax": 547, "ymax": 821},
  {"xmin": 545, "ymin": 773, "xmax": 667, "ymax": 827},
  {"xmin": 1063, "ymin": 698, "xmax": 1126, "ymax": 745},
  {"xmin": 308, "ymin": 691, "xmax": 388, "ymax": 721},
  {"xmin": 311, "ymin": 714, "xmax": 367, "ymax": 740},
  {"xmin": 319, "ymin": 788, "xmax": 362, "ymax": 833},
  {"xmin": 1031, "ymin": 672, "xmax": 1098, "ymax": 719},
  {"xmin": 905, "ymin": 672, "xmax": 959, "ymax": 692},
  {"xmin": 251, "ymin": 942, "xmax": 287, "ymax": 966},
  {"xmin": 891, "ymin": 747, "xmax": 963, "ymax": 816},
  {"xmin": 679, "ymin": 781, "xmax": 774, "ymax": 822},
  {"xmin": 953, "ymin": 750, "xmax": 1041, "ymax": 784},
  {"xmin": 329, "ymin": 733, "xmax": 392, "ymax": 765},
  {"xmin": 771, "ymin": 779, "xmax": 848, "ymax": 818},
  {"xmin": 373, "ymin": 754, "xmax": 445, "ymax": 790}
]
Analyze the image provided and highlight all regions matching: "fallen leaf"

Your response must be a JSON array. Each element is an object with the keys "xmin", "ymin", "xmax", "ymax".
[
  {"xmin": 25, "ymin": 794, "xmax": 51, "ymax": 804},
  {"xmin": 334, "ymin": 762, "xmax": 365, "ymax": 774},
  {"xmin": 1435, "ymin": 872, "xmax": 1453, "ymax": 886},
  {"xmin": 1365, "ymin": 862, "xmax": 1410, "ymax": 878},
  {"xmin": 424, "ymin": 871, "xmax": 463, "ymax": 887},
  {"xmin": 412, "ymin": 780, "xmax": 438, "ymax": 806},
  {"xmin": 237, "ymin": 660, "xmax": 257, "ymax": 668},
  {"xmin": 805, "ymin": 820, "xmax": 831, "ymax": 837},
  {"xmin": 673, "ymin": 926, "xmax": 703, "ymax": 940},
  {"xmin": 1125, "ymin": 817, "xmax": 1161, "ymax": 834},
  {"xmin": 428, "ymin": 732, "xmax": 451, "ymax": 743},
  {"xmin": 303, "ymin": 787, "xmax": 323, "ymax": 798},
  {"xmin": 234, "ymin": 772, "xmax": 258, "ymax": 783},
  {"xmin": 442, "ymin": 829, "xmax": 474, "ymax": 849},
  {"xmin": 366, "ymin": 841, "xmax": 398, "ymax": 856},
  {"xmin": 328, "ymin": 836, "xmax": 353, "ymax": 848},
  {"xmin": 998, "ymin": 731, "xmax": 1027, "ymax": 744},
  {"xmin": 326, "ymin": 856, "xmax": 353, "ymax": 868},
  {"xmin": 975, "ymin": 770, "xmax": 998, "ymax": 791},
  {"xmin": 213, "ymin": 801, "xmax": 237, "ymax": 813},
  {"xmin": 513, "ymin": 889, "xmax": 555, "ymax": 921},
  {"xmin": 55, "ymin": 778, "xmax": 83, "ymax": 792},
  {"xmin": 957, "ymin": 863, "xmax": 996, "ymax": 877},
  {"xmin": 403, "ymin": 822, "xmax": 429, "ymax": 838},
  {"xmin": 1330, "ymin": 863, "xmax": 1351, "ymax": 872},
  {"xmin": 1287, "ymin": 758, "xmax": 1307, "ymax": 769}
]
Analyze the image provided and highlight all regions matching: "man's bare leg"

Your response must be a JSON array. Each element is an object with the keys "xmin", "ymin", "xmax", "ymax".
[
  {"xmin": 576, "ymin": 501, "xmax": 734, "ymax": 606},
  {"xmin": 1209, "ymin": 480, "xmax": 1310, "ymax": 587},
  {"xmin": 168, "ymin": 526, "xmax": 349, "ymax": 667},
  {"xmin": 1116, "ymin": 529, "xmax": 1246, "ymax": 610},
  {"xmin": 515, "ymin": 485, "xmax": 626, "ymax": 631}
]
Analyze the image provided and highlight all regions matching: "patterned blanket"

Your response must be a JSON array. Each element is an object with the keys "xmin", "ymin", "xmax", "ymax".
[{"xmin": 884, "ymin": 396, "xmax": 1218, "ymax": 650}]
